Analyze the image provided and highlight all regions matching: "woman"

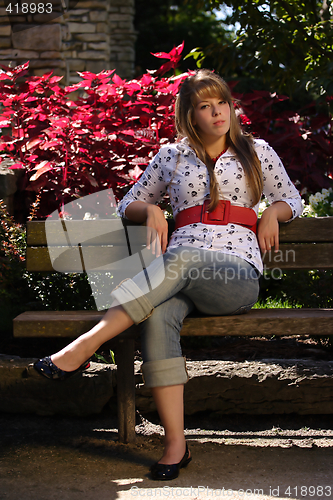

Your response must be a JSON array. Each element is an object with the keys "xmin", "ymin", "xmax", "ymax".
[{"xmin": 34, "ymin": 69, "xmax": 303, "ymax": 480}]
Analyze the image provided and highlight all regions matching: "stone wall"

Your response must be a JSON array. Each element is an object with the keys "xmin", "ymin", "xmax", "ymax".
[
  {"xmin": 0, "ymin": 0, "xmax": 136, "ymax": 83},
  {"xmin": 0, "ymin": 157, "xmax": 21, "ymax": 215}
]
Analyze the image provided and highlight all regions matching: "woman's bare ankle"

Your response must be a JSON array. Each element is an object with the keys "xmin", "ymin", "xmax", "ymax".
[
  {"xmin": 50, "ymin": 353, "xmax": 85, "ymax": 372},
  {"xmin": 158, "ymin": 437, "xmax": 187, "ymax": 465}
]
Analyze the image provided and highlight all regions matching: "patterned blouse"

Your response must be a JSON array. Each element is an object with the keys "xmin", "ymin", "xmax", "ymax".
[{"xmin": 117, "ymin": 138, "xmax": 303, "ymax": 273}]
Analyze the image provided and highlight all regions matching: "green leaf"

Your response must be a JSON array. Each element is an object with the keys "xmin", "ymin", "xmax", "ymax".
[{"xmin": 184, "ymin": 47, "xmax": 206, "ymax": 68}]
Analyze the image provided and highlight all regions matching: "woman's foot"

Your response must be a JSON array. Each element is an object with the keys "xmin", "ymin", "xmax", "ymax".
[
  {"xmin": 33, "ymin": 356, "xmax": 90, "ymax": 381},
  {"xmin": 50, "ymin": 351, "xmax": 86, "ymax": 372},
  {"xmin": 150, "ymin": 443, "xmax": 191, "ymax": 480},
  {"xmin": 158, "ymin": 439, "xmax": 188, "ymax": 465}
]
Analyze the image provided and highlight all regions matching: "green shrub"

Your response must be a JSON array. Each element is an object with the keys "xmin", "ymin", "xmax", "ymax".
[
  {"xmin": 259, "ymin": 269, "xmax": 333, "ymax": 309},
  {"xmin": 0, "ymin": 201, "xmax": 30, "ymax": 330},
  {"xmin": 0, "ymin": 201, "xmax": 95, "ymax": 332}
]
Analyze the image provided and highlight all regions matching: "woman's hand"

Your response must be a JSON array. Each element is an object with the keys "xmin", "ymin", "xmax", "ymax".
[
  {"xmin": 146, "ymin": 205, "xmax": 168, "ymax": 257},
  {"xmin": 257, "ymin": 201, "xmax": 293, "ymax": 253},
  {"xmin": 257, "ymin": 208, "xmax": 280, "ymax": 253},
  {"xmin": 125, "ymin": 201, "xmax": 168, "ymax": 257}
]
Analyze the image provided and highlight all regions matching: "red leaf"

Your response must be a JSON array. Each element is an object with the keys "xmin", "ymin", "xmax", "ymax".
[
  {"xmin": 64, "ymin": 83, "xmax": 83, "ymax": 93},
  {"xmin": 125, "ymin": 82, "xmax": 141, "ymax": 93},
  {"xmin": 77, "ymin": 71, "xmax": 97, "ymax": 80},
  {"xmin": 152, "ymin": 43, "xmax": 184, "ymax": 76},
  {"xmin": 151, "ymin": 51, "xmax": 172, "ymax": 60},
  {"xmin": 113, "ymin": 74, "xmax": 126, "ymax": 86},
  {"xmin": 141, "ymin": 74, "xmax": 152, "ymax": 86},
  {"xmin": 169, "ymin": 42, "xmax": 185, "ymax": 60},
  {"xmin": 153, "ymin": 61, "xmax": 174, "ymax": 76},
  {"xmin": 50, "ymin": 118, "xmax": 69, "ymax": 128},
  {"xmin": 9, "ymin": 163, "xmax": 25, "ymax": 169},
  {"xmin": 49, "ymin": 76, "xmax": 64, "ymax": 83},
  {"xmin": 97, "ymin": 69, "xmax": 115, "ymax": 78},
  {"xmin": 25, "ymin": 137, "xmax": 42, "ymax": 150},
  {"xmin": 12, "ymin": 62, "xmax": 30, "ymax": 79},
  {"xmin": 119, "ymin": 129, "xmax": 135, "ymax": 136},
  {"xmin": 31, "ymin": 160, "xmax": 51, "ymax": 171},
  {"xmin": 30, "ymin": 161, "xmax": 53, "ymax": 181},
  {"xmin": 40, "ymin": 140, "xmax": 62, "ymax": 149}
]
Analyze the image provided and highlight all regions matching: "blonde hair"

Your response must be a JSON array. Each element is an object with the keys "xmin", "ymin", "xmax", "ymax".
[{"xmin": 175, "ymin": 69, "xmax": 263, "ymax": 210}]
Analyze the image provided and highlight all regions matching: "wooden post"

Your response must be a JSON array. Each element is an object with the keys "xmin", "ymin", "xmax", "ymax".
[{"xmin": 116, "ymin": 336, "xmax": 136, "ymax": 443}]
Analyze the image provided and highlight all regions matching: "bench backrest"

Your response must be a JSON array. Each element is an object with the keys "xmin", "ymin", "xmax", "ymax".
[{"xmin": 26, "ymin": 217, "xmax": 333, "ymax": 272}]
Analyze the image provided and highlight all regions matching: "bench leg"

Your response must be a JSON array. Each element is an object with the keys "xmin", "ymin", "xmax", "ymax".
[{"xmin": 116, "ymin": 337, "xmax": 136, "ymax": 443}]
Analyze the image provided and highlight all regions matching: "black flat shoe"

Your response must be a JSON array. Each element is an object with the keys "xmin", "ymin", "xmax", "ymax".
[
  {"xmin": 33, "ymin": 356, "xmax": 90, "ymax": 381},
  {"xmin": 150, "ymin": 444, "xmax": 192, "ymax": 481}
]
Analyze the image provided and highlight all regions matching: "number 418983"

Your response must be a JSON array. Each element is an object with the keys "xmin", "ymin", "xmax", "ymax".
[
  {"xmin": 6, "ymin": 3, "xmax": 53, "ymax": 14},
  {"xmin": 285, "ymin": 485, "xmax": 332, "ymax": 497}
]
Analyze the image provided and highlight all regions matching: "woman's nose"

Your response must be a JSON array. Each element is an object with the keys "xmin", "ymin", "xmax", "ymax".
[{"xmin": 212, "ymin": 106, "xmax": 221, "ymax": 116}]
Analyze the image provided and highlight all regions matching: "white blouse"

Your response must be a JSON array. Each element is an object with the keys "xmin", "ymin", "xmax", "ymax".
[{"xmin": 117, "ymin": 138, "xmax": 303, "ymax": 274}]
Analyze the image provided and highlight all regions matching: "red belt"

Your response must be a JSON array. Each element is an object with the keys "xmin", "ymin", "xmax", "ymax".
[{"xmin": 174, "ymin": 200, "xmax": 258, "ymax": 234}]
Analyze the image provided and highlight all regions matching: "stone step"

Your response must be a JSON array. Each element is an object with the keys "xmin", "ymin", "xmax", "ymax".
[{"xmin": 1, "ymin": 355, "xmax": 333, "ymax": 417}]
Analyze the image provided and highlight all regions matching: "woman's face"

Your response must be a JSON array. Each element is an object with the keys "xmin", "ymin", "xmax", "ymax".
[{"xmin": 193, "ymin": 95, "xmax": 231, "ymax": 144}]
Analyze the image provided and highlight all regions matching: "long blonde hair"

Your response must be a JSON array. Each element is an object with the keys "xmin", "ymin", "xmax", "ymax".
[{"xmin": 175, "ymin": 69, "xmax": 263, "ymax": 210}]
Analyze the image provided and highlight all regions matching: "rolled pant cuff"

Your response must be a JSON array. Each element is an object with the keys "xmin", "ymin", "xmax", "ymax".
[
  {"xmin": 111, "ymin": 278, "xmax": 154, "ymax": 324},
  {"xmin": 141, "ymin": 357, "xmax": 188, "ymax": 388}
]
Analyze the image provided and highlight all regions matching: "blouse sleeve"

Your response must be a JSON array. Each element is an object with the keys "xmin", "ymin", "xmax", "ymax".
[
  {"xmin": 256, "ymin": 140, "xmax": 303, "ymax": 220},
  {"xmin": 117, "ymin": 150, "xmax": 170, "ymax": 219}
]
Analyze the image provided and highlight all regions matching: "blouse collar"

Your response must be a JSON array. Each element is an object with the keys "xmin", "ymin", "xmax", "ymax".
[{"xmin": 175, "ymin": 137, "xmax": 234, "ymax": 158}]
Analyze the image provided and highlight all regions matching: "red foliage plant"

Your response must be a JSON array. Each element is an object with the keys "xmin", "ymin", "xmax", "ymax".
[
  {"xmin": 0, "ymin": 42, "xmax": 332, "ymax": 219},
  {"xmin": 232, "ymin": 87, "xmax": 333, "ymax": 194},
  {"xmin": 0, "ymin": 43, "xmax": 187, "ymax": 218}
]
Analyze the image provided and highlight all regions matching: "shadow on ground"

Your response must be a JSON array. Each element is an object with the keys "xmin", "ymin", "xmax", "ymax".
[{"xmin": 0, "ymin": 410, "xmax": 332, "ymax": 500}]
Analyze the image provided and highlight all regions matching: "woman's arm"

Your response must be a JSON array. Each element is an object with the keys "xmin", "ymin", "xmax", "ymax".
[
  {"xmin": 125, "ymin": 201, "xmax": 168, "ymax": 256},
  {"xmin": 257, "ymin": 201, "xmax": 292, "ymax": 253},
  {"xmin": 117, "ymin": 148, "xmax": 173, "ymax": 256},
  {"xmin": 255, "ymin": 141, "xmax": 303, "ymax": 254}
]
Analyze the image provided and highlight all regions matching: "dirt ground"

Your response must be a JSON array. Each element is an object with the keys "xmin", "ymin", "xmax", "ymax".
[
  {"xmin": 1, "ymin": 410, "xmax": 333, "ymax": 500},
  {"xmin": 1, "ymin": 336, "xmax": 333, "ymax": 500}
]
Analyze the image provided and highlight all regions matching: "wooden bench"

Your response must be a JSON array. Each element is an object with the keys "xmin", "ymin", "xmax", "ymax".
[{"xmin": 13, "ymin": 216, "xmax": 333, "ymax": 443}]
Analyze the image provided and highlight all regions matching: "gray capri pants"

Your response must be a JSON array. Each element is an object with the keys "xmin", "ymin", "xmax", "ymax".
[{"xmin": 111, "ymin": 247, "xmax": 260, "ymax": 388}]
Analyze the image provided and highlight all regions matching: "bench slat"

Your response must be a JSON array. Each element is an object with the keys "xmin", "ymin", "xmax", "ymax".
[
  {"xmin": 181, "ymin": 308, "xmax": 333, "ymax": 337},
  {"xmin": 13, "ymin": 310, "xmax": 105, "ymax": 337},
  {"xmin": 26, "ymin": 246, "xmax": 132, "ymax": 272},
  {"xmin": 13, "ymin": 309, "xmax": 333, "ymax": 338},
  {"xmin": 27, "ymin": 220, "xmax": 127, "ymax": 246},
  {"xmin": 27, "ymin": 217, "xmax": 333, "ymax": 246},
  {"xmin": 278, "ymin": 217, "xmax": 333, "ymax": 242},
  {"xmin": 262, "ymin": 242, "xmax": 333, "ymax": 269},
  {"xmin": 27, "ymin": 220, "xmax": 152, "ymax": 246},
  {"xmin": 25, "ymin": 218, "xmax": 333, "ymax": 271}
]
